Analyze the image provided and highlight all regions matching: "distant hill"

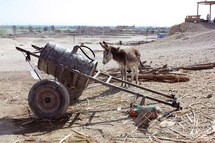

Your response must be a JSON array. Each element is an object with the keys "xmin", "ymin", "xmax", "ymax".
[{"xmin": 167, "ymin": 22, "xmax": 215, "ymax": 36}]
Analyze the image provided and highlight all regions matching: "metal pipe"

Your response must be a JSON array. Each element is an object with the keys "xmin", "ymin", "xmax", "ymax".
[
  {"xmin": 197, "ymin": 3, "xmax": 199, "ymax": 16},
  {"xmin": 99, "ymin": 71, "xmax": 175, "ymax": 99},
  {"xmin": 210, "ymin": 4, "xmax": 212, "ymax": 20},
  {"xmin": 16, "ymin": 47, "xmax": 40, "ymax": 58}
]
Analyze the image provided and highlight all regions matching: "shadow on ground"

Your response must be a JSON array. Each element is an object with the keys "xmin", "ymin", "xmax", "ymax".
[
  {"xmin": 0, "ymin": 113, "xmax": 77, "ymax": 136},
  {"xmin": 78, "ymin": 87, "xmax": 121, "ymax": 102},
  {"xmin": 0, "ymin": 88, "xmax": 128, "ymax": 136}
]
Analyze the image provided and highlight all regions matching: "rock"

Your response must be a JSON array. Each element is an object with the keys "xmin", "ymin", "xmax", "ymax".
[
  {"xmin": 159, "ymin": 120, "xmax": 175, "ymax": 127},
  {"xmin": 207, "ymin": 94, "xmax": 213, "ymax": 98}
]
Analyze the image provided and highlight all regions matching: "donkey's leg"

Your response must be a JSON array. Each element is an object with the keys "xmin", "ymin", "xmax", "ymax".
[
  {"xmin": 126, "ymin": 68, "xmax": 133, "ymax": 87},
  {"xmin": 130, "ymin": 68, "xmax": 134, "ymax": 83},
  {"xmin": 124, "ymin": 67, "xmax": 127, "ymax": 88},
  {"xmin": 120, "ymin": 70, "xmax": 124, "ymax": 87},
  {"xmin": 135, "ymin": 67, "xmax": 139, "ymax": 84}
]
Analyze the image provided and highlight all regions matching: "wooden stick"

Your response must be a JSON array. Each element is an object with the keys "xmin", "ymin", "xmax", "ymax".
[
  {"xmin": 157, "ymin": 136, "xmax": 194, "ymax": 142},
  {"xmin": 191, "ymin": 110, "xmax": 196, "ymax": 125},
  {"xmin": 174, "ymin": 63, "xmax": 215, "ymax": 70},
  {"xmin": 137, "ymin": 74, "xmax": 189, "ymax": 82},
  {"xmin": 108, "ymin": 72, "xmax": 189, "ymax": 82},
  {"xmin": 59, "ymin": 133, "xmax": 71, "ymax": 143},
  {"xmin": 190, "ymin": 128, "xmax": 194, "ymax": 135},
  {"xmin": 71, "ymin": 129, "xmax": 87, "ymax": 136},
  {"xmin": 71, "ymin": 129, "xmax": 94, "ymax": 143},
  {"xmin": 178, "ymin": 122, "xmax": 185, "ymax": 130},
  {"xmin": 186, "ymin": 114, "xmax": 193, "ymax": 123},
  {"xmin": 152, "ymin": 136, "xmax": 162, "ymax": 142},
  {"xmin": 170, "ymin": 128, "xmax": 189, "ymax": 138},
  {"xmin": 74, "ymin": 134, "xmax": 94, "ymax": 143}
]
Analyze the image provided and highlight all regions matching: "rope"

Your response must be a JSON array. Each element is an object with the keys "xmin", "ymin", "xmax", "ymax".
[{"xmin": 77, "ymin": 45, "xmax": 95, "ymax": 61}]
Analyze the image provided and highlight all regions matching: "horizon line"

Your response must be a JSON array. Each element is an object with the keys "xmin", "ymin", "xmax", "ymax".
[{"xmin": 0, "ymin": 24, "xmax": 170, "ymax": 28}]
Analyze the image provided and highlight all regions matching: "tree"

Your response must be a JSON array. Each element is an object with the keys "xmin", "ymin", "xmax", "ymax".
[
  {"xmin": 12, "ymin": 25, "xmax": 17, "ymax": 34},
  {"xmin": 19, "ymin": 26, "xmax": 24, "ymax": 32},
  {"xmin": 29, "ymin": 26, "xmax": 33, "ymax": 33},
  {"xmin": 51, "ymin": 25, "xmax": 55, "ymax": 33},
  {"xmin": 36, "ymin": 28, "xmax": 41, "ymax": 33},
  {"xmin": 44, "ymin": 27, "xmax": 48, "ymax": 32}
]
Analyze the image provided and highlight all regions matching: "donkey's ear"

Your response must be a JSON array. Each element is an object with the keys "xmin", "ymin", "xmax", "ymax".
[
  {"xmin": 99, "ymin": 42, "xmax": 103, "ymax": 46},
  {"xmin": 99, "ymin": 42, "xmax": 105, "ymax": 49},
  {"xmin": 103, "ymin": 41, "xmax": 109, "ymax": 47},
  {"xmin": 116, "ymin": 47, "xmax": 120, "ymax": 51}
]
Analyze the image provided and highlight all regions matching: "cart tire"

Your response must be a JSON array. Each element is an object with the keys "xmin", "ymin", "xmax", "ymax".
[{"xmin": 28, "ymin": 79, "xmax": 70, "ymax": 119}]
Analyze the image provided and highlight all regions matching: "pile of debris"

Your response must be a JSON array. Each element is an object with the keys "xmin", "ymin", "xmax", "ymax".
[
  {"xmin": 167, "ymin": 22, "xmax": 215, "ymax": 36},
  {"xmin": 117, "ymin": 41, "xmax": 152, "ymax": 46},
  {"xmin": 167, "ymin": 22, "xmax": 190, "ymax": 36},
  {"xmin": 103, "ymin": 40, "xmax": 153, "ymax": 46},
  {"xmin": 106, "ymin": 62, "xmax": 215, "ymax": 83}
]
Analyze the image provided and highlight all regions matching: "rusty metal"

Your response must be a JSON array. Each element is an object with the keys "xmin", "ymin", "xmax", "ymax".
[{"xmin": 36, "ymin": 88, "xmax": 61, "ymax": 112}]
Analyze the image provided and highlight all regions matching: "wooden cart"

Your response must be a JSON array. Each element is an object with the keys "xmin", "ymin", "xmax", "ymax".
[{"xmin": 16, "ymin": 42, "xmax": 181, "ymax": 119}]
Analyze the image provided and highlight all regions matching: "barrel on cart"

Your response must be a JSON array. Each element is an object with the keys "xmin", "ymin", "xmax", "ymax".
[{"xmin": 28, "ymin": 42, "xmax": 97, "ymax": 119}]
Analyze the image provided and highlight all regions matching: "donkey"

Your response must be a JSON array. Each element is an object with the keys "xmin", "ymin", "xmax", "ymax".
[{"xmin": 100, "ymin": 41, "xmax": 142, "ymax": 86}]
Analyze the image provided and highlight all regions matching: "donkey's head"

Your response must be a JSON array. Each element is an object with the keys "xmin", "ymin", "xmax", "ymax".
[{"xmin": 99, "ymin": 41, "xmax": 113, "ymax": 64}]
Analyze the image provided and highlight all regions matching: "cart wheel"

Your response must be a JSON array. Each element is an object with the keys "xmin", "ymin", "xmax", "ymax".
[{"xmin": 28, "ymin": 79, "xmax": 70, "ymax": 119}]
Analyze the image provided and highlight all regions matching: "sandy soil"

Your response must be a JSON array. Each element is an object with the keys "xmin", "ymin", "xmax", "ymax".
[{"xmin": 0, "ymin": 23, "xmax": 215, "ymax": 142}]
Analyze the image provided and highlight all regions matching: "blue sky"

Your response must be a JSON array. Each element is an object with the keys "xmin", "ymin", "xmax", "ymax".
[{"xmin": 0, "ymin": 0, "xmax": 213, "ymax": 26}]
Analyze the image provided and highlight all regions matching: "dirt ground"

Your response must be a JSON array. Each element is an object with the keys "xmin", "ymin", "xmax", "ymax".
[{"xmin": 0, "ymin": 23, "xmax": 215, "ymax": 142}]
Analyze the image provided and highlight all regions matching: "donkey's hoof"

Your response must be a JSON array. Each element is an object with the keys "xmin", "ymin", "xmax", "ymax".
[{"xmin": 123, "ymin": 85, "xmax": 128, "ymax": 88}]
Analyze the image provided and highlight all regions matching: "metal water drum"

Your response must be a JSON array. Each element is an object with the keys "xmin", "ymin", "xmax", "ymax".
[{"xmin": 38, "ymin": 42, "xmax": 98, "ymax": 101}]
